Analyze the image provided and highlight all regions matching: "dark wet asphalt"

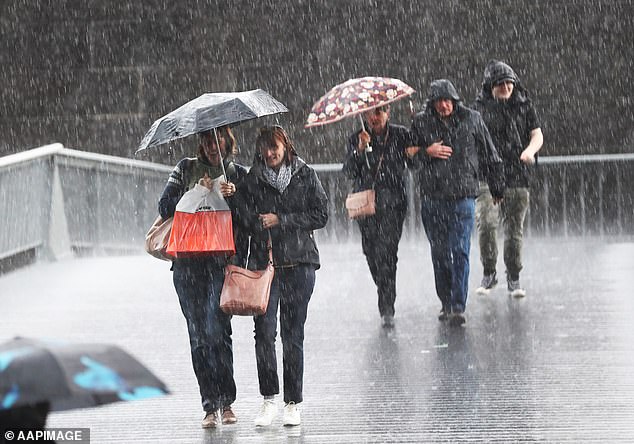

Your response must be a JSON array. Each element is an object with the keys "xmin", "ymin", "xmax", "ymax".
[{"xmin": 1, "ymin": 236, "xmax": 633, "ymax": 443}]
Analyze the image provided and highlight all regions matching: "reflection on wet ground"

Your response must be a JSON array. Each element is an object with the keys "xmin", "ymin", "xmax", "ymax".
[{"xmin": 1, "ymin": 237, "xmax": 633, "ymax": 443}]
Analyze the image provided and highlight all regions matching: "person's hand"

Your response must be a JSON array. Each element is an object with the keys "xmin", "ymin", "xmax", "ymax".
[
  {"xmin": 426, "ymin": 140, "xmax": 453, "ymax": 159},
  {"xmin": 493, "ymin": 196, "xmax": 503, "ymax": 205},
  {"xmin": 259, "ymin": 213, "xmax": 279, "ymax": 229},
  {"xmin": 357, "ymin": 130, "xmax": 371, "ymax": 153},
  {"xmin": 219, "ymin": 181, "xmax": 236, "ymax": 197},
  {"xmin": 406, "ymin": 146, "xmax": 421, "ymax": 159},
  {"xmin": 198, "ymin": 172, "xmax": 213, "ymax": 190},
  {"xmin": 520, "ymin": 149, "xmax": 536, "ymax": 165}
]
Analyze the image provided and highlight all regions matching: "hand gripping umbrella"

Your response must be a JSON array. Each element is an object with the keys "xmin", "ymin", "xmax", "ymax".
[
  {"xmin": 0, "ymin": 337, "xmax": 168, "ymax": 412},
  {"xmin": 136, "ymin": 89, "xmax": 288, "ymax": 178}
]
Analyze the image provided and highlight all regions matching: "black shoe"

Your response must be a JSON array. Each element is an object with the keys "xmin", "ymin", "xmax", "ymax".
[
  {"xmin": 449, "ymin": 311, "xmax": 466, "ymax": 326},
  {"xmin": 438, "ymin": 308, "xmax": 449, "ymax": 321}
]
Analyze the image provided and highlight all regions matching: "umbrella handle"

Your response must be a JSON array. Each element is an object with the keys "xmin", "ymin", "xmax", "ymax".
[
  {"xmin": 214, "ymin": 128, "xmax": 227, "ymax": 182},
  {"xmin": 358, "ymin": 115, "xmax": 372, "ymax": 153}
]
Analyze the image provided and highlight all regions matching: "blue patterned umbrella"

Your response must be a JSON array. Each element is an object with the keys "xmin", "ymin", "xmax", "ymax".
[{"xmin": 0, "ymin": 337, "xmax": 168, "ymax": 412}]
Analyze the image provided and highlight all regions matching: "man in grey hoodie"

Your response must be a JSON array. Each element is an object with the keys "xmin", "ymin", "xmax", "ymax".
[{"xmin": 472, "ymin": 61, "xmax": 544, "ymax": 298}]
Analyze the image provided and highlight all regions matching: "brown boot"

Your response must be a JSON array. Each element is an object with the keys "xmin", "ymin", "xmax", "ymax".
[
  {"xmin": 222, "ymin": 406, "xmax": 238, "ymax": 425},
  {"xmin": 201, "ymin": 411, "xmax": 218, "ymax": 428}
]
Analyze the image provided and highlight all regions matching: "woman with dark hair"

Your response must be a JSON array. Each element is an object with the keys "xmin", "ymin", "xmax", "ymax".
[
  {"xmin": 233, "ymin": 126, "xmax": 328, "ymax": 427},
  {"xmin": 158, "ymin": 125, "xmax": 247, "ymax": 428}
]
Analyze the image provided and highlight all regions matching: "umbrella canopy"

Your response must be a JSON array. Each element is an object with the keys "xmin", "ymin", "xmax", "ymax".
[
  {"xmin": 305, "ymin": 77, "xmax": 415, "ymax": 128},
  {"xmin": 136, "ymin": 89, "xmax": 288, "ymax": 153},
  {"xmin": 0, "ymin": 337, "xmax": 168, "ymax": 412}
]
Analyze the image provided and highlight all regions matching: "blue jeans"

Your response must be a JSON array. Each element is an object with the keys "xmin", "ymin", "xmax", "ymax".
[
  {"xmin": 173, "ymin": 258, "xmax": 235, "ymax": 412},
  {"xmin": 421, "ymin": 198, "xmax": 475, "ymax": 313},
  {"xmin": 254, "ymin": 265, "xmax": 315, "ymax": 404}
]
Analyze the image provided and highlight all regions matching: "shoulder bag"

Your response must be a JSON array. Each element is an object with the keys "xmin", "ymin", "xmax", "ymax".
[
  {"xmin": 144, "ymin": 215, "xmax": 175, "ymax": 261},
  {"xmin": 345, "ymin": 154, "xmax": 384, "ymax": 220},
  {"xmin": 220, "ymin": 232, "xmax": 274, "ymax": 316}
]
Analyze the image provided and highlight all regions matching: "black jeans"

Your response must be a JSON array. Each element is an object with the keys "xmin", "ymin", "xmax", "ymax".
[
  {"xmin": 358, "ymin": 203, "xmax": 406, "ymax": 317},
  {"xmin": 254, "ymin": 264, "xmax": 315, "ymax": 404},
  {"xmin": 173, "ymin": 258, "xmax": 235, "ymax": 412}
]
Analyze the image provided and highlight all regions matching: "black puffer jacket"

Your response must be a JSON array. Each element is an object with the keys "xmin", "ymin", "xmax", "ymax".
[
  {"xmin": 343, "ymin": 123, "xmax": 412, "ymax": 210},
  {"xmin": 411, "ymin": 79, "xmax": 504, "ymax": 200},
  {"xmin": 473, "ymin": 60, "xmax": 541, "ymax": 188},
  {"xmin": 233, "ymin": 156, "xmax": 328, "ymax": 270}
]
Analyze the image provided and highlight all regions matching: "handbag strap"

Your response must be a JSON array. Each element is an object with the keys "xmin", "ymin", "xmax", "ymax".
[
  {"xmin": 266, "ymin": 230, "xmax": 273, "ymax": 265},
  {"xmin": 371, "ymin": 154, "xmax": 385, "ymax": 190}
]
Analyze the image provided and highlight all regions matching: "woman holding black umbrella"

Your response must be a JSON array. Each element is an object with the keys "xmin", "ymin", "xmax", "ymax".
[
  {"xmin": 233, "ymin": 126, "xmax": 328, "ymax": 427},
  {"xmin": 158, "ymin": 126, "xmax": 247, "ymax": 428}
]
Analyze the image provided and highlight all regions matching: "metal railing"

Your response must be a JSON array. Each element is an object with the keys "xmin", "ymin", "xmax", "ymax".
[
  {"xmin": 0, "ymin": 144, "xmax": 170, "ymax": 265},
  {"xmin": 315, "ymin": 154, "xmax": 634, "ymax": 240},
  {"xmin": 1, "ymin": 145, "xmax": 633, "ymax": 270}
]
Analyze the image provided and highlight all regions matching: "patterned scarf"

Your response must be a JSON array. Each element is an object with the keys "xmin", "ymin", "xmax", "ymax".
[{"xmin": 262, "ymin": 162, "xmax": 292, "ymax": 193}]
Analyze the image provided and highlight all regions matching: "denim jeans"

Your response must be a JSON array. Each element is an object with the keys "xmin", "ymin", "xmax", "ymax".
[
  {"xmin": 173, "ymin": 258, "xmax": 235, "ymax": 412},
  {"xmin": 358, "ymin": 203, "xmax": 406, "ymax": 317},
  {"xmin": 254, "ymin": 264, "xmax": 315, "ymax": 404},
  {"xmin": 476, "ymin": 183, "xmax": 530, "ymax": 279},
  {"xmin": 420, "ymin": 197, "xmax": 475, "ymax": 313}
]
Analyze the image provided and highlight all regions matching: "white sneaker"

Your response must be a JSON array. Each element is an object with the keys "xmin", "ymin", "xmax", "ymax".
[
  {"xmin": 282, "ymin": 402, "xmax": 301, "ymax": 426},
  {"xmin": 507, "ymin": 279, "xmax": 526, "ymax": 298},
  {"xmin": 254, "ymin": 399, "xmax": 277, "ymax": 426}
]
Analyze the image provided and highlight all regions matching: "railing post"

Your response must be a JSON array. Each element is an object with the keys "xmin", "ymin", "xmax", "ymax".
[{"xmin": 45, "ymin": 153, "xmax": 72, "ymax": 260}]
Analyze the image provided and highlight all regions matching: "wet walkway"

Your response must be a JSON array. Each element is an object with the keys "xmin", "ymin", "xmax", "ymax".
[{"xmin": 1, "ymin": 236, "xmax": 633, "ymax": 443}]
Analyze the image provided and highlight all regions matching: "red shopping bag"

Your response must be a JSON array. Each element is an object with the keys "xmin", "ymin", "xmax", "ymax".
[{"xmin": 166, "ymin": 180, "xmax": 235, "ymax": 257}]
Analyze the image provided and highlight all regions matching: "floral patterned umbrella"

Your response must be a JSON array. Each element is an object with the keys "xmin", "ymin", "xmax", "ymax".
[{"xmin": 305, "ymin": 77, "xmax": 415, "ymax": 128}]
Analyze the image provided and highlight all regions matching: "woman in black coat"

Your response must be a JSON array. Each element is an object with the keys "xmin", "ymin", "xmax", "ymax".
[
  {"xmin": 343, "ymin": 104, "xmax": 413, "ymax": 328},
  {"xmin": 158, "ymin": 126, "xmax": 247, "ymax": 428},
  {"xmin": 233, "ymin": 126, "xmax": 328, "ymax": 427}
]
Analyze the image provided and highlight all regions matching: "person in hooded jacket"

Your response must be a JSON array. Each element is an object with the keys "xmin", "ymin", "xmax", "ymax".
[
  {"xmin": 232, "ymin": 125, "xmax": 328, "ymax": 427},
  {"xmin": 472, "ymin": 60, "xmax": 544, "ymax": 298},
  {"xmin": 407, "ymin": 79, "xmax": 504, "ymax": 326},
  {"xmin": 343, "ymin": 104, "xmax": 413, "ymax": 328},
  {"xmin": 158, "ymin": 126, "xmax": 247, "ymax": 428}
]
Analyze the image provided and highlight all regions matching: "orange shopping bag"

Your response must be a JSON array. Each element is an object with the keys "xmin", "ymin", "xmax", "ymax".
[{"xmin": 166, "ymin": 179, "xmax": 235, "ymax": 258}]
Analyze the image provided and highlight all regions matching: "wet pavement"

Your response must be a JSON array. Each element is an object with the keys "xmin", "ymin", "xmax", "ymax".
[{"xmin": 1, "ymin": 236, "xmax": 633, "ymax": 443}]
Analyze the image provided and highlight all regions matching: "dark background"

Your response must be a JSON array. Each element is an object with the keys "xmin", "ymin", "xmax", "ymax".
[{"xmin": 1, "ymin": 0, "xmax": 632, "ymax": 166}]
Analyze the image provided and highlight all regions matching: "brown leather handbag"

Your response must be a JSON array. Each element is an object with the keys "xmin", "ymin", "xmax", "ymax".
[
  {"xmin": 220, "ymin": 233, "xmax": 274, "ymax": 316},
  {"xmin": 144, "ymin": 216, "xmax": 175, "ymax": 261},
  {"xmin": 345, "ymin": 154, "xmax": 384, "ymax": 220}
]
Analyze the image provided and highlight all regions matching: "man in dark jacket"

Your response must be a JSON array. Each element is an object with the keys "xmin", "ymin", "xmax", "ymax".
[
  {"xmin": 343, "ymin": 104, "xmax": 413, "ymax": 328},
  {"xmin": 408, "ymin": 79, "xmax": 504, "ymax": 326},
  {"xmin": 473, "ymin": 60, "xmax": 543, "ymax": 298}
]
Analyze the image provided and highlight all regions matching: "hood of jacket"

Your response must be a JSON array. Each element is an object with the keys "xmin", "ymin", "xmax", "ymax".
[
  {"xmin": 476, "ymin": 60, "xmax": 529, "ymax": 104},
  {"xmin": 426, "ymin": 79, "xmax": 461, "ymax": 104}
]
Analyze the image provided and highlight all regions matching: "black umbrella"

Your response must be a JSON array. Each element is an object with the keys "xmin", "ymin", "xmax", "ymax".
[
  {"xmin": 0, "ymin": 337, "xmax": 168, "ymax": 412},
  {"xmin": 135, "ymin": 89, "xmax": 288, "ymax": 154}
]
